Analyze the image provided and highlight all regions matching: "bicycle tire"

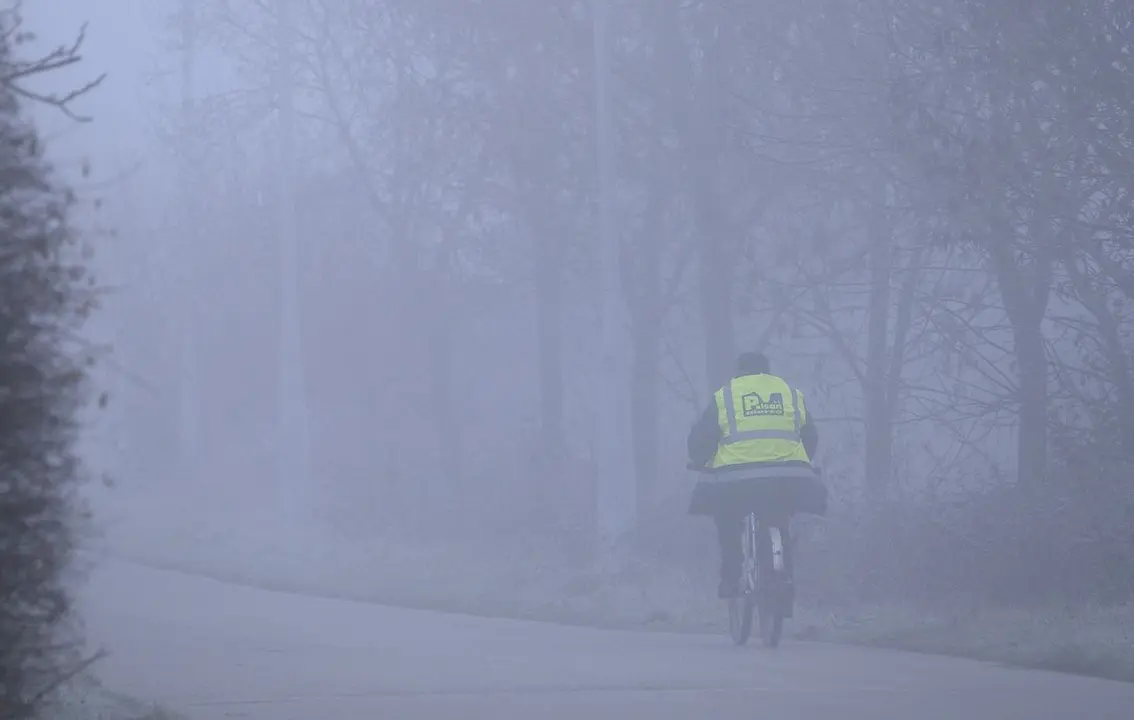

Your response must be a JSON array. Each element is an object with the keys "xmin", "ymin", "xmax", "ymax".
[
  {"xmin": 728, "ymin": 595, "xmax": 754, "ymax": 645},
  {"xmin": 757, "ymin": 524, "xmax": 786, "ymax": 648}
]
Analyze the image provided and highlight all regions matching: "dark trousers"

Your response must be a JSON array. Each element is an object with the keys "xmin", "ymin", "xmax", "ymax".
[{"xmin": 693, "ymin": 473, "xmax": 823, "ymax": 591}]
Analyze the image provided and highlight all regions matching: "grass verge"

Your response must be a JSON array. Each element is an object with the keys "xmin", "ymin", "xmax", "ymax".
[
  {"xmin": 98, "ymin": 507, "xmax": 1134, "ymax": 684},
  {"xmin": 808, "ymin": 603, "xmax": 1134, "ymax": 682},
  {"xmin": 42, "ymin": 674, "xmax": 184, "ymax": 720}
]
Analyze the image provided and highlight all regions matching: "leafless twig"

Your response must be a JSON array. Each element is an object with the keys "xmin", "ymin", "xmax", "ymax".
[{"xmin": 0, "ymin": 7, "xmax": 105, "ymax": 121}]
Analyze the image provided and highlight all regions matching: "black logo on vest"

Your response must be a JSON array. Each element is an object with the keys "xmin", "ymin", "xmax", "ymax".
[{"xmin": 741, "ymin": 392, "xmax": 785, "ymax": 417}]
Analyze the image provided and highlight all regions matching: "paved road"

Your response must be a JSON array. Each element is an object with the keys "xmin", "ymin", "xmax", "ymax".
[{"xmin": 80, "ymin": 559, "xmax": 1134, "ymax": 719}]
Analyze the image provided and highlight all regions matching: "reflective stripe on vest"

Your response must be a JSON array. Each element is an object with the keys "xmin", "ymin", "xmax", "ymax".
[{"xmin": 720, "ymin": 380, "xmax": 801, "ymax": 444}]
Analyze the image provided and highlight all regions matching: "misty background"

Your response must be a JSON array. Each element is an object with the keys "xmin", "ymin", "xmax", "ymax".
[{"xmin": 31, "ymin": 0, "xmax": 1134, "ymax": 614}]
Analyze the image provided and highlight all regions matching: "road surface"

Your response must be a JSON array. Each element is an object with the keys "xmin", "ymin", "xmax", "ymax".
[{"xmin": 80, "ymin": 558, "xmax": 1134, "ymax": 719}]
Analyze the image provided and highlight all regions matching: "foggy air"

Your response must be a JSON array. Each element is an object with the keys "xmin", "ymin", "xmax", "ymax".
[{"xmin": 3, "ymin": 1, "xmax": 1133, "ymax": 718}]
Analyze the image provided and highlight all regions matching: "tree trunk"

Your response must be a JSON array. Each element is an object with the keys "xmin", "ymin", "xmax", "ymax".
[
  {"xmin": 693, "ymin": 37, "xmax": 735, "ymax": 393},
  {"xmin": 382, "ymin": 212, "xmax": 425, "ymax": 528},
  {"xmin": 274, "ymin": 0, "xmax": 313, "ymax": 520},
  {"xmin": 630, "ymin": 329, "xmax": 658, "ymax": 515},
  {"xmin": 864, "ymin": 210, "xmax": 893, "ymax": 506},
  {"xmin": 630, "ymin": 190, "xmax": 665, "ymax": 516},
  {"xmin": 1016, "ymin": 319, "xmax": 1048, "ymax": 487},
  {"xmin": 177, "ymin": 0, "xmax": 201, "ymax": 488},
  {"xmin": 652, "ymin": 1, "xmax": 734, "ymax": 393},
  {"xmin": 987, "ymin": 220, "xmax": 1052, "ymax": 491},
  {"xmin": 887, "ymin": 247, "xmax": 925, "ymax": 421},
  {"xmin": 696, "ymin": 190, "xmax": 735, "ymax": 393},
  {"xmin": 429, "ymin": 267, "xmax": 461, "ymax": 492},
  {"xmin": 535, "ymin": 222, "xmax": 565, "ymax": 465},
  {"xmin": 592, "ymin": 0, "xmax": 636, "ymax": 540}
]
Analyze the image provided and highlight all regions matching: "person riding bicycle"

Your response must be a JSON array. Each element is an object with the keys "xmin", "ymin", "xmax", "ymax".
[{"xmin": 686, "ymin": 351, "xmax": 827, "ymax": 599}]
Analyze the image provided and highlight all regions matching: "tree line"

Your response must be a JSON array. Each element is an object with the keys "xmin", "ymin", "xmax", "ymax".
[{"xmin": 113, "ymin": 0, "xmax": 1134, "ymax": 604}]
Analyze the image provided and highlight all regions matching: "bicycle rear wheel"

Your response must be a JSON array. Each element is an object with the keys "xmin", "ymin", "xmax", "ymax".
[
  {"xmin": 757, "ymin": 524, "xmax": 786, "ymax": 648},
  {"xmin": 757, "ymin": 590, "xmax": 784, "ymax": 647}
]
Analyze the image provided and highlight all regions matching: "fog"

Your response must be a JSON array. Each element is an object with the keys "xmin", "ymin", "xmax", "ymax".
[{"xmin": 20, "ymin": 0, "xmax": 1134, "ymax": 713}]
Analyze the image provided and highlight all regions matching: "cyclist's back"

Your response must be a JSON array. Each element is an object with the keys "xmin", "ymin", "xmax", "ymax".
[{"xmin": 686, "ymin": 351, "xmax": 828, "ymax": 598}]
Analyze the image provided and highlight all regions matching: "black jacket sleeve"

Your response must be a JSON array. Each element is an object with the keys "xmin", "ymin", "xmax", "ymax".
[
  {"xmin": 799, "ymin": 387, "xmax": 819, "ymax": 461},
  {"xmin": 686, "ymin": 399, "xmax": 722, "ymax": 468},
  {"xmin": 800, "ymin": 418, "xmax": 819, "ymax": 460}
]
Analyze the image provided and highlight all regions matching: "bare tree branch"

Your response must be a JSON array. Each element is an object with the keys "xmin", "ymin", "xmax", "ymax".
[{"xmin": 0, "ymin": 9, "xmax": 105, "ymax": 121}]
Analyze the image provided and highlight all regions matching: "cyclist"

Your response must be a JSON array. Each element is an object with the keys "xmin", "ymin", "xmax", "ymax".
[{"xmin": 686, "ymin": 351, "xmax": 827, "ymax": 599}]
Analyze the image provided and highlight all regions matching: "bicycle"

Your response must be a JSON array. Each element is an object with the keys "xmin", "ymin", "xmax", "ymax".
[{"xmin": 689, "ymin": 463, "xmax": 814, "ymax": 648}]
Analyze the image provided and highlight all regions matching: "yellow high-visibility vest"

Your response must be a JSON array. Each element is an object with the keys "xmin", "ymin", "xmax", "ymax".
[{"xmin": 710, "ymin": 373, "xmax": 811, "ymax": 468}]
